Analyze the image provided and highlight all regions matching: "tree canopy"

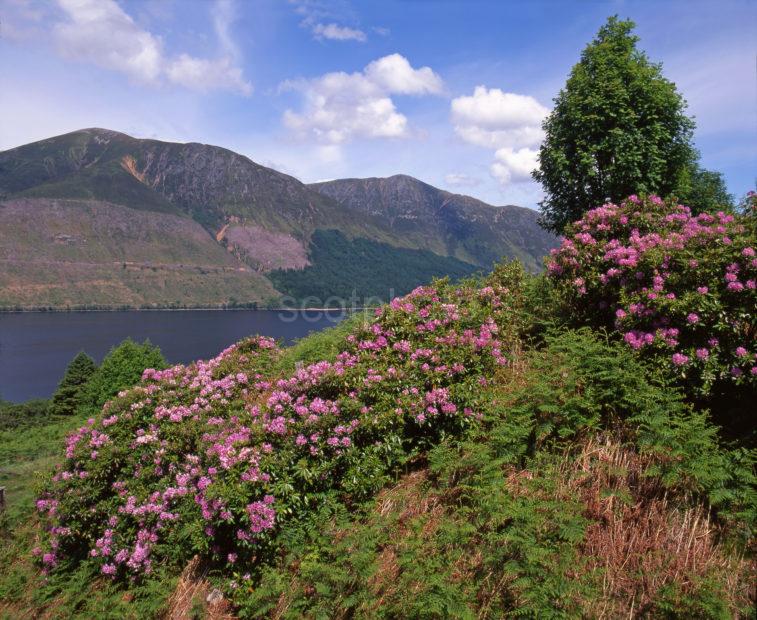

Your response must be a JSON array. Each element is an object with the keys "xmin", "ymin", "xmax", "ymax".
[
  {"xmin": 79, "ymin": 339, "xmax": 166, "ymax": 415},
  {"xmin": 534, "ymin": 16, "xmax": 704, "ymax": 232}
]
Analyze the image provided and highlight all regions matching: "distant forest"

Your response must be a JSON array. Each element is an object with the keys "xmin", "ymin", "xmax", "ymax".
[{"xmin": 269, "ymin": 229, "xmax": 480, "ymax": 305}]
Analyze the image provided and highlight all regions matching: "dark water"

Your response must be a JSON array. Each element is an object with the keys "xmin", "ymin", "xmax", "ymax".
[{"xmin": 0, "ymin": 310, "xmax": 345, "ymax": 403}]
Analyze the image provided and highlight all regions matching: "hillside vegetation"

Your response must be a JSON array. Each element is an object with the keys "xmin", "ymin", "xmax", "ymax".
[
  {"xmin": 269, "ymin": 229, "xmax": 481, "ymax": 304},
  {"xmin": 0, "ymin": 195, "xmax": 754, "ymax": 619}
]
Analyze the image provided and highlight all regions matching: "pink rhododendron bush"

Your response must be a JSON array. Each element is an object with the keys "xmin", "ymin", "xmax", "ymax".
[
  {"xmin": 547, "ymin": 195, "xmax": 756, "ymax": 397},
  {"xmin": 34, "ymin": 278, "xmax": 522, "ymax": 582}
]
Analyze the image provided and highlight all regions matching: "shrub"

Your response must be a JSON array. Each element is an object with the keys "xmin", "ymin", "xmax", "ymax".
[
  {"xmin": 34, "ymin": 278, "xmax": 525, "ymax": 582},
  {"xmin": 546, "ymin": 194, "xmax": 756, "ymax": 401},
  {"xmin": 0, "ymin": 398, "xmax": 50, "ymax": 431}
]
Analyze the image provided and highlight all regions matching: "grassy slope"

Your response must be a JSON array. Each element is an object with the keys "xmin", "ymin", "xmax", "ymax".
[
  {"xmin": 0, "ymin": 272, "xmax": 753, "ymax": 619},
  {"xmin": 0, "ymin": 198, "xmax": 278, "ymax": 309},
  {"xmin": 309, "ymin": 176, "xmax": 558, "ymax": 272}
]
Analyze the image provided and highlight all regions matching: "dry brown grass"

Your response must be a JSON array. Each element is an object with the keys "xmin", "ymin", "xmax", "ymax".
[
  {"xmin": 164, "ymin": 556, "xmax": 236, "ymax": 620},
  {"xmin": 564, "ymin": 438, "xmax": 755, "ymax": 618}
]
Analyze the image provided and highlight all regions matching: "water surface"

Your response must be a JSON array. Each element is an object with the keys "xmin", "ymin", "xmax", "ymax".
[{"xmin": 0, "ymin": 309, "xmax": 344, "ymax": 402}]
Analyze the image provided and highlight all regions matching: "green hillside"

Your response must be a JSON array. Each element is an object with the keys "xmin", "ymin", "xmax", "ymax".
[{"xmin": 269, "ymin": 229, "xmax": 481, "ymax": 304}]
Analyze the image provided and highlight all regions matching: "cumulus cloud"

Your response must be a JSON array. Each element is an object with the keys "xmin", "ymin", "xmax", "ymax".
[
  {"xmin": 451, "ymin": 86, "xmax": 547, "ymax": 149},
  {"xmin": 490, "ymin": 147, "xmax": 540, "ymax": 185},
  {"xmin": 451, "ymin": 86, "xmax": 548, "ymax": 187},
  {"xmin": 312, "ymin": 22, "xmax": 366, "ymax": 42},
  {"xmin": 282, "ymin": 53, "xmax": 443, "ymax": 145},
  {"xmin": 51, "ymin": 0, "xmax": 251, "ymax": 94},
  {"xmin": 364, "ymin": 54, "xmax": 444, "ymax": 95}
]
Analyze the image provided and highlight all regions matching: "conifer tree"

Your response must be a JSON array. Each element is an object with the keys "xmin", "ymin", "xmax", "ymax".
[{"xmin": 50, "ymin": 351, "xmax": 97, "ymax": 416}]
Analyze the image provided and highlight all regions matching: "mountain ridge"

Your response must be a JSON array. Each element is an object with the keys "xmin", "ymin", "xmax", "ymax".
[{"xmin": 0, "ymin": 128, "xmax": 557, "ymax": 308}]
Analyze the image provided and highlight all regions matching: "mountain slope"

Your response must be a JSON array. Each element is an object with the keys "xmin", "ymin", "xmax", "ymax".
[
  {"xmin": 310, "ymin": 175, "xmax": 557, "ymax": 271},
  {"xmin": 0, "ymin": 128, "xmax": 396, "ymax": 240},
  {"xmin": 0, "ymin": 198, "xmax": 277, "ymax": 308},
  {"xmin": 0, "ymin": 129, "xmax": 556, "ymax": 308}
]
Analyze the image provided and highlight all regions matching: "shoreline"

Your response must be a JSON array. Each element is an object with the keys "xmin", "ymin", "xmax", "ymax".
[{"xmin": 0, "ymin": 306, "xmax": 378, "ymax": 314}]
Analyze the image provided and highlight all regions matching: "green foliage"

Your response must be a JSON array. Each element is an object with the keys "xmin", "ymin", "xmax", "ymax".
[
  {"xmin": 0, "ymin": 398, "xmax": 50, "ymax": 431},
  {"xmin": 269, "ymin": 310, "xmax": 371, "ymax": 377},
  {"xmin": 520, "ymin": 329, "xmax": 756, "ymax": 531},
  {"xmin": 78, "ymin": 339, "xmax": 166, "ymax": 415},
  {"xmin": 534, "ymin": 16, "xmax": 697, "ymax": 233},
  {"xmin": 238, "ymin": 455, "xmax": 591, "ymax": 619},
  {"xmin": 678, "ymin": 165, "xmax": 735, "ymax": 214},
  {"xmin": 269, "ymin": 229, "xmax": 480, "ymax": 304},
  {"xmin": 33, "ymin": 278, "xmax": 525, "ymax": 585},
  {"xmin": 50, "ymin": 351, "xmax": 97, "ymax": 416},
  {"xmin": 232, "ymin": 327, "xmax": 753, "ymax": 618},
  {"xmin": 546, "ymin": 195, "xmax": 756, "ymax": 422}
]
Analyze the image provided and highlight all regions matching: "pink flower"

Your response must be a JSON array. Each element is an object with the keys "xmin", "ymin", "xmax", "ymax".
[
  {"xmin": 695, "ymin": 348, "xmax": 709, "ymax": 360},
  {"xmin": 686, "ymin": 313, "xmax": 699, "ymax": 324},
  {"xmin": 735, "ymin": 347, "xmax": 748, "ymax": 357},
  {"xmin": 671, "ymin": 353, "xmax": 689, "ymax": 366},
  {"xmin": 697, "ymin": 286, "xmax": 708, "ymax": 294}
]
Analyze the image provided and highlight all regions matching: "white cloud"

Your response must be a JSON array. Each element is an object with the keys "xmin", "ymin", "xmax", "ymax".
[
  {"xmin": 49, "ymin": 0, "xmax": 251, "ymax": 94},
  {"xmin": 54, "ymin": 0, "xmax": 163, "ymax": 83},
  {"xmin": 291, "ymin": 0, "xmax": 367, "ymax": 42},
  {"xmin": 213, "ymin": 0, "xmax": 242, "ymax": 59},
  {"xmin": 0, "ymin": 0, "xmax": 49, "ymax": 42},
  {"xmin": 451, "ymin": 86, "xmax": 547, "ymax": 188},
  {"xmin": 312, "ymin": 22, "xmax": 366, "ymax": 42},
  {"xmin": 451, "ymin": 86, "xmax": 547, "ymax": 149},
  {"xmin": 365, "ymin": 54, "xmax": 444, "ymax": 95},
  {"xmin": 282, "ymin": 54, "xmax": 443, "ymax": 144},
  {"xmin": 490, "ymin": 147, "xmax": 539, "ymax": 185},
  {"xmin": 444, "ymin": 173, "xmax": 481, "ymax": 188},
  {"xmin": 166, "ymin": 55, "xmax": 252, "ymax": 95}
]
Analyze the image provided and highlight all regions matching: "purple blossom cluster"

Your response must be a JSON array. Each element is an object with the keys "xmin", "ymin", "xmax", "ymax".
[
  {"xmin": 36, "ymin": 281, "xmax": 520, "ymax": 580},
  {"xmin": 547, "ymin": 195, "xmax": 756, "ymax": 391}
]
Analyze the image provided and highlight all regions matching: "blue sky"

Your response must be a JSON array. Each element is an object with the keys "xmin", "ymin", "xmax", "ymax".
[{"xmin": 1, "ymin": 0, "xmax": 755, "ymax": 208}]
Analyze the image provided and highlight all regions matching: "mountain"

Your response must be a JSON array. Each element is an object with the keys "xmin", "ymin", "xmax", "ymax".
[
  {"xmin": 310, "ymin": 175, "xmax": 556, "ymax": 272},
  {"xmin": 0, "ymin": 129, "xmax": 557, "ymax": 309}
]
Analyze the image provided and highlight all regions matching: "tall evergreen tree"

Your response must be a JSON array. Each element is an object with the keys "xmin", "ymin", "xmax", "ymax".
[
  {"xmin": 534, "ymin": 16, "xmax": 697, "ymax": 233},
  {"xmin": 50, "ymin": 351, "xmax": 97, "ymax": 416}
]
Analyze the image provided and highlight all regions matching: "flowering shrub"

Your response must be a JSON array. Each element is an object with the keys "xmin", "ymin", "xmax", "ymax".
[
  {"xmin": 34, "ymin": 276, "xmax": 524, "ymax": 582},
  {"xmin": 546, "ymin": 195, "xmax": 756, "ymax": 396}
]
